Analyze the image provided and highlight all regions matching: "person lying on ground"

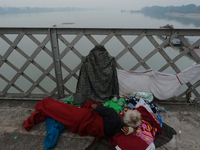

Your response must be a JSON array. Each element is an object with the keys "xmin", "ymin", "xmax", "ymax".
[{"xmin": 23, "ymin": 98, "xmax": 142, "ymax": 137}]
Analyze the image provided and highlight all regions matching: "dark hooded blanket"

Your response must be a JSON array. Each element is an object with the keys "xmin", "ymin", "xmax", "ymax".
[{"xmin": 74, "ymin": 45, "xmax": 119, "ymax": 105}]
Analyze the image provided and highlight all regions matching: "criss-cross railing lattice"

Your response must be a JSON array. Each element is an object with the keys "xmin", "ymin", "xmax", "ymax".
[{"xmin": 0, "ymin": 28, "xmax": 200, "ymax": 101}]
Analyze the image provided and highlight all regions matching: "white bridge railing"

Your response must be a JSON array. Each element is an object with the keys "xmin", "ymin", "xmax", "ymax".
[{"xmin": 0, "ymin": 28, "xmax": 200, "ymax": 101}]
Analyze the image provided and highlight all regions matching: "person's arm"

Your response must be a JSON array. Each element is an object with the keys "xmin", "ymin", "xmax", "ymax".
[{"xmin": 121, "ymin": 126, "xmax": 134, "ymax": 135}]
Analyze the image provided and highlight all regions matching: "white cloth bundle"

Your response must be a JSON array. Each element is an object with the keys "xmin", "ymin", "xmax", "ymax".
[{"xmin": 117, "ymin": 63, "xmax": 200, "ymax": 100}]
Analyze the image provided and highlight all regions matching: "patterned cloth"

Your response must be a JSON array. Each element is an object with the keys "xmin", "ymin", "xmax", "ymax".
[
  {"xmin": 74, "ymin": 45, "xmax": 119, "ymax": 105},
  {"xmin": 119, "ymin": 107, "xmax": 161, "ymax": 146},
  {"xmin": 125, "ymin": 96, "xmax": 159, "ymax": 113},
  {"xmin": 134, "ymin": 112, "xmax": 160, "ymax": 145},
  {"xmin": 134, "ymin": 120, "xmax": 157, "ymax": 145},
  {"xmin": 110, "ymin": 106, "xmax": 162, "ymax": 150}
]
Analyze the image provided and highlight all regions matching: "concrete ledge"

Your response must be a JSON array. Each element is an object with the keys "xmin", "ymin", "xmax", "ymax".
[{"xmin": 0, "ymin": 100, "xmax": 200, "ymax": 150}]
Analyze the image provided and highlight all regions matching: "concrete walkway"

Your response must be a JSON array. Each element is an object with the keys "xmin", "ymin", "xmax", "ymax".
[{"xmin": 0, "ymin": 100, "xmax": 200, "ymax": 150}]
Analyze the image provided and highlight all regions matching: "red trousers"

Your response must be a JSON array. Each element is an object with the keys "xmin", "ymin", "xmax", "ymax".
[{"xmin": 23, "ymin": 98, "xmax": 105, "ymax": 137}]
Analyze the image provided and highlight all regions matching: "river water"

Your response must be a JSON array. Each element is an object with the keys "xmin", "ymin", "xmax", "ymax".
[{"xmin": 0, "ymin": 9, "xmax": 199, "ymax": 95}]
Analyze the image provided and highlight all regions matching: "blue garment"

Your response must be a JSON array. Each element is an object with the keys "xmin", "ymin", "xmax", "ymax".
[
  {"xmin": 156, "ymin": 113, "xmax": 162, "ymax": 127},
  {"xmin": 44, "ymin": 118, "xmax": 65, "ymax": 150}
]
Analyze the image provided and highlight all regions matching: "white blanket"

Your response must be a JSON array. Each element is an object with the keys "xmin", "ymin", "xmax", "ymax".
[
  {"xmin": 117, "ymin": 63, "xmax": 200, "ymax": 100},
  {"xmin": 115, "ymin": 143, "xmax": 155, "ymax": 150}
]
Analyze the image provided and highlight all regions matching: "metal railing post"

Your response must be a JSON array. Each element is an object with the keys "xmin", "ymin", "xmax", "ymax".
[{"xmin": 49, "ymin": 28, "xmax": 64, "ymax": 98}]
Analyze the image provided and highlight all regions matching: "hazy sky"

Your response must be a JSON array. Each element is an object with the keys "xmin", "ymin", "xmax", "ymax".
[{"xmin": 1, "ymin": 0, "xmax": 200, "ymax": 10}]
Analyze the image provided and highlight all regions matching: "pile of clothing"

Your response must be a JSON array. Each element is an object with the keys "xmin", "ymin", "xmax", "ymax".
[
  {"xmin": 46, "ymin": 92, "xmax": 174, "ymax": 150},
  {"xmin": 23, "ymin": 95, "xmax": 176, "ymax": 150},
  {"xmin": 23, "ymin": 45, "xmax": 200, "ymax": 150}
]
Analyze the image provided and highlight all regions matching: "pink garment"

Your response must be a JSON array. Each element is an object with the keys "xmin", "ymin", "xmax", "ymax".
[
  {"xmin": 117, "ymin": 63, "xmax": 200, "ymax": 100},
  {"xmin": 134, "ymin": 122, "xmax": 155, "ymax": 145}
]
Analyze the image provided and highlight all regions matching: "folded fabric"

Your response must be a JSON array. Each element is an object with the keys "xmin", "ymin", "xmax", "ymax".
[
  {"xmin": 135, "ymin": 98, "xmax": 153, "ymax": 113},
  {"xmin": 44, "ymin": 118, "xmax": 65, "ymax": 150},
  {"xmin": 102, "ymin": 99, "xmax": 126, "ymax": 113},
  {"xmin": 132, "ymin": 92, "xmax": 154, "ymax": 102},
  {"xmin": 63, "ymin": 95, "xmax": 81, "ymax": 107},
  {"xmin": 117, "ymin": 63, "xmax": 200, "ymax": 100},
  {"xmin": 125, "ymin": 96, "xmax": 159, "ymax": 113}
]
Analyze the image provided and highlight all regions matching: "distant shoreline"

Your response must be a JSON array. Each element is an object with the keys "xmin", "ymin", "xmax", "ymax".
[
  {"xmin": 121, "ymin": 4, "xmax": 200, "ymax": 20},
  {"xmin": 0, "ymin": 7, "xmax": 105, "ymax": 15},
  {"xmin": 165, "ymin": 13, "xmax": 200, "ymax": 20},
  {"xmin": 121, "ymin": 10, "xmax": 200, "ymax": 20}
]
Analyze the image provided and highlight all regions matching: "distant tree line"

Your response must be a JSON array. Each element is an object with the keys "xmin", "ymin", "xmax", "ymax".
[
  {"xmin": 0, "ymin": 7, "xmax": 92, "ymax": 14},
  {"xmin": 141, "ymin": 4, "xmax": 200, "ymax": 14}
]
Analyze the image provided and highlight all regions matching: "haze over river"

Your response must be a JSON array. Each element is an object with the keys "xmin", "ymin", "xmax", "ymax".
[{"xmin": 0, "ymin": 9, "xmax": 199, "ymax": 95}]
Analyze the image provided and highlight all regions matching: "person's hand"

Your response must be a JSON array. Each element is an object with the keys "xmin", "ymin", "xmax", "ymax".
[
  {"xmin": 121, "ymin": 126, "xmax": 129, "ymax": 134},
  {"xmin": 91, "ymin": 104, "xmax": 98, "ymax": 109}
]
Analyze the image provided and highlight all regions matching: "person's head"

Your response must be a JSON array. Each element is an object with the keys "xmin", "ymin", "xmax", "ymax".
[{"xmin": 122, "ymin": 109, "xmax": 141, "ymax": 128}]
